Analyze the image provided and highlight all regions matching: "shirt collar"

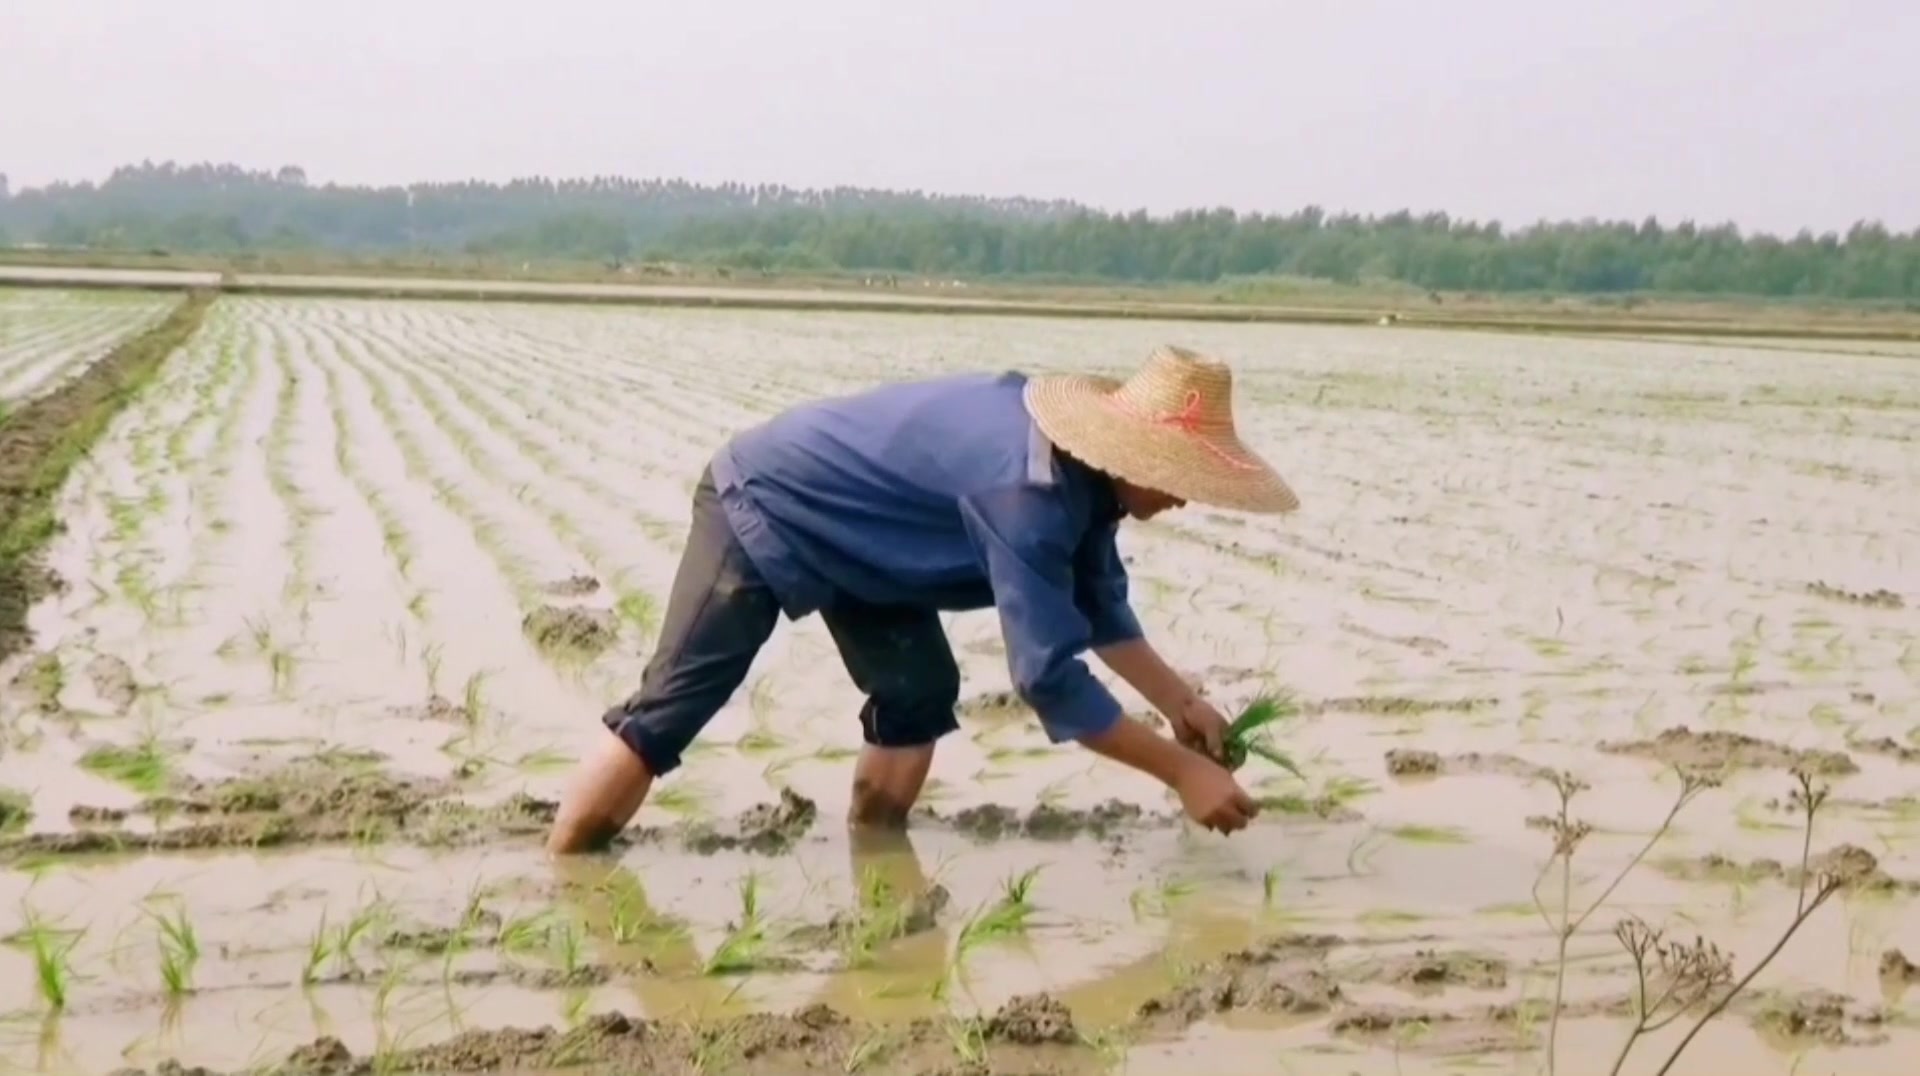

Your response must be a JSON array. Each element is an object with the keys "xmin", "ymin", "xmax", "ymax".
[{"xmin": 1027, "ymin": 418, "xmax": 1124, "ymax": 525}]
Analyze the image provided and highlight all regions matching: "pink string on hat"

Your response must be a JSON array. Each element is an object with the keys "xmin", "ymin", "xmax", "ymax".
[{"xmin": 1105, "ymin": 388, "xmax": 1260, "ymax": 471}]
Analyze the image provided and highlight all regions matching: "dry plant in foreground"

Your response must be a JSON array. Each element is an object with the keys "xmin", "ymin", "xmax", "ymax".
[{"xmin": 1534, "ymin": 765, "xmax": 1850, "ymax": 1075}]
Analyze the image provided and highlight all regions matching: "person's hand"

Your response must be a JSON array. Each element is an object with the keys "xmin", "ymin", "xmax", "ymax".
[
  {"xmin": 1169, "ymin": 692, "xmax": 1231, "ymax": 764},
  {"xmin": 1172, "ymin": 755, "xmax": 1260, "ymax": 834}
]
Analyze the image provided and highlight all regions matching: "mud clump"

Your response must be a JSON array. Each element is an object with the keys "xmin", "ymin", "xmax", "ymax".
[
  {"xmin": 1880, "ymin": 950, "xmax": 1920, "ymax": 985},
  {"xmin": 1851, "ymin": 735, "xmax": 1920, "ymax": 765},
  {"xmin": 1751, "ymin": 990, "xmax": 1891, "ymax": 1046},
  {"xmin": 1385, "ymin": 748, "xmax": 1552, "ymax": 781},
  {"xmin": 956, "ymin": 689, "xmax": 1030, "ymax": 722},
  {"xmin": 682, "ymin": 787, "xmax": 818, "ymax": 854},
  {"xmin": 387, "ymin": 695, "xmax": 472, "ymax": 725},
  {"xmin": 1136, "ymin": 934, "xmax": 1346, "ymax": 1029},
  {"xmin": 86, "ymin": 654, "xmax": 138, "ymax": 713},
  {"xmin": 1599, "ymin": 725, "xmax": 1858, "ymax": 776},
  {"xmin": 1385, "ymin": 749, "xmax": 1442, "ymax": 775},
  {"xmin": 522, "ymin": 605, "xmax": 619, "ymax": 658},
  {"xmin": 541, "ymin": 574, "xmax": 602, "ymax": 597},
  {"xmin": 985, "ymin": 993, "xmax": 1079, "ymax": 1044},
  {"xmin": 1657, "ymin": 844, "xmax": 1914, "ymax": 894},
  {"xmin": 1806, "ymin": 582, "xmax": 1904, "ymax": 609},
  {"xmin": 0, "ymin": 756, "xmax": 556, "ymax": 860},
  {"xmin": 1347, "ymin": 949, "xmax": 1511, "ymax": 993},
  {"xmin": 121, "ymin": 996, "xmax": 1114, "ymax": 1076},
  {"xmin": 938, "ymin": 798, "xmax": 1156, "ymax": 841}
]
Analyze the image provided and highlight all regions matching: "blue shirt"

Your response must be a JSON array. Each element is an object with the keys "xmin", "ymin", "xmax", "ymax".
[{"xmin": 708, "ymin": 370, "xmax": 1143, "ymax": 743}]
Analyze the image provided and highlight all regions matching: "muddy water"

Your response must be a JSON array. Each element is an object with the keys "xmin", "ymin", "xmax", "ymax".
[{"xmin": 1, "ymin": 299, "xmax": 1918, "ymax": 1074}]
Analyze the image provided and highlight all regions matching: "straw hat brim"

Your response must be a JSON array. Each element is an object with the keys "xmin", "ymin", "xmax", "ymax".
[{"xmin": 1023, "ymin": 374, "xmax": 1300, "ymax": 514}]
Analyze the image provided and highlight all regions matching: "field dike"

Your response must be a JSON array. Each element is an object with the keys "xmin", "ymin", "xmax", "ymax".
[{"xmin": 0, "ymin": 289, "xmax": 214, "ymax": 662}]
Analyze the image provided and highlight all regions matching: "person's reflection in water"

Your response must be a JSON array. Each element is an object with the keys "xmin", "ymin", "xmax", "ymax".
[
  {"xmin": 799, "ymin": 825, "xmax": 956, "ymax": 1023},
  {"xmin": 548, "ymin": 853, "xmax": 744, "ymax": 1023}
]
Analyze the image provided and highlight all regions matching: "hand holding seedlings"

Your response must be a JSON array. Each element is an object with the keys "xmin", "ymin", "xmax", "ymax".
[
  {"xmin": 1169, "ymin": 692, "xmax": 1232, "ymax": 762},
  {"xmin": 1222, "ymin": 694, "xmax": 1305, "ymax": 779},
  {"xmin": 1174, "ymin": 754, "xmax": 1261, "ymax": 834}
]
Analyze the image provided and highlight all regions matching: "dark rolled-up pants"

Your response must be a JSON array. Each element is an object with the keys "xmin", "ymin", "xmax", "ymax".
[{"xmin": 602, "ymin": 466, "xmax": 962, "ymax": 776}]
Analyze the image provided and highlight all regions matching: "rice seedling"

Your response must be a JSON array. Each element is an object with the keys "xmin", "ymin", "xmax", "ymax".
[
  {"xmin": 15, "ymin": 908, "xmax": 84, "ymax": 1012},
  {"xmin": 496, "ymin": 909, "xmax": 558, "ymax": 955},
  {"xmin": 147, "ymin": 902, "xmax": 201, "ymax": 996},
  {"xmin": 461, "ymin": 670, "xmax": 493, "ymax": 729},
  {"xmin": 704, "ymin": 872, "xmax": 773, "ymax": 975},
  {"xmin": 78, "ymin": 736, "xmax": 173, "ymax": 794},
  {"xmin": 1389, "ymin": 823, "xmax": 1472, "ymax": 845},
  {"xmin": 1223, "ymin": 694, "xmax": 1305, "ymax": 779}
]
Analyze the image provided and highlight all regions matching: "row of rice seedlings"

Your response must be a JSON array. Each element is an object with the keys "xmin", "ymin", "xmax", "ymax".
[
  {"xmin": 264, "ymin": 332, "xmax": 323, "ymax": 610},
  {"xmin": 391, "ymin": 341, "xmax": 685, "ymax": 631},
  {"xmin": 330, "ymin": 333, "xmax": 541, "ymax": 608},
  {"xmin": 411, "ymin": 333, "xmax": 696, "ymax": 546},
  {"xmin": 379, "ymin": 357, "xmax": 642, "ymax": 652},
  {"xmin": 315, "ymin": 346, "xmax": 431, "ymax": 636},
  {"xmin": 358, "ymin": 322, "xmax": 685, "ymax": 613},
  {"xmin": 429, "ymin": 324, "xmax": 716, "ymax": 545}
]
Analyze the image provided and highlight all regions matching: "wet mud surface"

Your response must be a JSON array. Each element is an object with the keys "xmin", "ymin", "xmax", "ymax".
[{"xmin": 8, "ymin": 300, "xmax": 1920, "ymax": 1076}]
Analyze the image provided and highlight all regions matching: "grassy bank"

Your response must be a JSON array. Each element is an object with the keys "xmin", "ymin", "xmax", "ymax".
[{"xmin": 0, "ymin": 290, "xmax": 214, "ymax": 661}]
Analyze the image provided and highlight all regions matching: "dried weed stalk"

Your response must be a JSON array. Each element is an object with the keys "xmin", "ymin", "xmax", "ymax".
[{"xmin": 1533, "ymin": 765, "xmax": 1851, "ymax": 1076}]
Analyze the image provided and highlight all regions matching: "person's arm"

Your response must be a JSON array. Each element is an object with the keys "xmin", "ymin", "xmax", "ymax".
[
  {"xmin": 959, "ymin": 485, "xmax": 1259, "ymax": 833},
  {"xmin": 958, "ymin": 485, "xmax": 1126, "ymax": 745},
  {"xmin": 1075, "ymin": 517, "xmax": 1229, "ymax": 760}
]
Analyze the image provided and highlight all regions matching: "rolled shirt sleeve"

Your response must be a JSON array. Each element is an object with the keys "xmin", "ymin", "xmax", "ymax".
[
  {"xmin": 1074, "ymin": 521, "xmax": 1144, "ymax": 648},
  {"xmin": 958, "ymin": 485, "xmax": 1125, "ymax": 743}
]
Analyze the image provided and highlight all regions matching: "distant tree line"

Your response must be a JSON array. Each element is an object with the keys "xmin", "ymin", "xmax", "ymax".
[{"xmin": 2, "ymin": 161, "xmax": 1917, "ymax": 300}]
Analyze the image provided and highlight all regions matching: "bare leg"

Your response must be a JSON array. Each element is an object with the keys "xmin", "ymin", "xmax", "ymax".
[
  {"xmin": 849, "ymin": 743, "xmax": 935, "ymax": 827},
  {"xmin": 547, "ymin": 728, "xmax": 655, "ymax": 854}
]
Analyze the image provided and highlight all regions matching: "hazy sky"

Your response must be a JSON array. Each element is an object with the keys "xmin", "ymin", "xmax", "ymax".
[{"xmin": 4, "ymin": 1, "xmax": 1916, "ymax": 235}]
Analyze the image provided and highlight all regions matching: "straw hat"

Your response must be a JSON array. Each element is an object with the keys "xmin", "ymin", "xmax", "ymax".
[{"xmin": 1023, "ymin": 345, "xmax": 1299, "ymax": 514}]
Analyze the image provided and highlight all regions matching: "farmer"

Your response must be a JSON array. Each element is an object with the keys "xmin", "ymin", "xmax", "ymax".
[{"xmin": 545, "ymin": 345, "xmax": 1300, "ymax": 854}]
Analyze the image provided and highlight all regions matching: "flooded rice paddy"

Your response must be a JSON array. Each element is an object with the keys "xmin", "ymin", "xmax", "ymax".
[
  {"xmin": 0, "ymin": 295, "xmax": 1917, "ymax": 1075},
  {"xmin": 0, "ymin": 288, "xmax": 175, "ymax": 407}
]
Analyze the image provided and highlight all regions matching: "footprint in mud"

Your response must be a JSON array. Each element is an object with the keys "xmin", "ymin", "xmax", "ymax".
[
  {"xmin": 1599, "ymin": 726, "xmax": 1858, "ymax": 777},
  {"xmin": 521, "ymin": 605, "xmax": 620, "ymax": 659}
]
